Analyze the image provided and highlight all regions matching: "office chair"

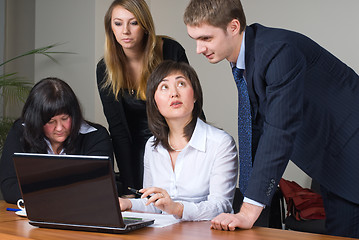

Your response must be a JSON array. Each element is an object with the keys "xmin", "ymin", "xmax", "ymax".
[{"xmin": 281, "ymin": 179, "xmax": 326, "ymax": 234}]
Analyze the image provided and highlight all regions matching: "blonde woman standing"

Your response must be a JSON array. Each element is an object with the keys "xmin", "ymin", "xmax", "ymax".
[{"xmin": 96, "ymin": 0, "xmax": 188, "ymax": 196}]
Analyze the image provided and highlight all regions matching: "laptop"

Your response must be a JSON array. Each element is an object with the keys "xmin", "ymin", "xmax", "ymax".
[{"xmin": 12, "ymin": 153, "xmax": 154, "ymax": 233}]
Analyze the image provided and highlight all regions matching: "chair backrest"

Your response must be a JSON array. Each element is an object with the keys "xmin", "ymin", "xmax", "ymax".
[{"xmin": 279, "ymin": 178, "xmax": 326, "ymax": 234}]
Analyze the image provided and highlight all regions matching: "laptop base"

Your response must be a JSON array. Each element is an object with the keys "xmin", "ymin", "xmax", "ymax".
[{"xmin": 29, "ymin": 219, "xmax": 154, "ymax": 234}]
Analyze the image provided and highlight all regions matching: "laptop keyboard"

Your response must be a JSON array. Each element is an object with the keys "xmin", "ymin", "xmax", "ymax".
[{"xmin": 124, "ymin": 219, "xmax": 141, "ymax": 225}]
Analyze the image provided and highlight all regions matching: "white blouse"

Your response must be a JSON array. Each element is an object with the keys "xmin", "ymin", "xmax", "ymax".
[{"xmin": 130, "ymin": 118, "xmax": 238, "ymax": 221}]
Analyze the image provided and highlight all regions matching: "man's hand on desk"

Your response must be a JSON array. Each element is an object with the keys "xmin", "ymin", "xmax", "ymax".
[{"xmin": 210, "ymin": 202, "xmax": 263, "ymax": 231}]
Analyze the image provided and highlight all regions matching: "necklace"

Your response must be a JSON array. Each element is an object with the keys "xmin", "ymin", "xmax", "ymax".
[{"xmin": 168, "ymin": 136, "xmax": 182, "ymax": 152}]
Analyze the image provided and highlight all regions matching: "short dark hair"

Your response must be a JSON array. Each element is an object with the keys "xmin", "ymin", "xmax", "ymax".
[
  {"xmin": 21, "ymin": 77, "xmax": 84, "ymax": 153},
  {"xmin": 146, "ymin": 60, "xmax": 204, "ymax": 151},
  {"xmin": 184, "ymin": 0, "xmax": 246, "ymax": 33}
]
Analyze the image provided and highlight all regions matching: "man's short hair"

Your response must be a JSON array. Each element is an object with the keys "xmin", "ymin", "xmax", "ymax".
[{"xmin": 184, "ymin": 0, "xmax": 246, "ymax": 32}]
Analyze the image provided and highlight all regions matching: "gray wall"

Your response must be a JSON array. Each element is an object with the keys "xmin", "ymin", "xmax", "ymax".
[
  {"xmin": 147, "ymin": 0, "xmax": 359, "ymax": 187},
  {"xmin": 3, "ymin": 0, "xmax": 35, "ymax": 117},
  {"xmin": 34, "ymin": 0, "xmax": 112, "ymax": 124},
  {"xmin": 5, "ymin": 0, "xmax": 359, "ymax": 187},
  {"xmin": 0, "ymin": 0, "xmax": 5, "ymax": 117}
]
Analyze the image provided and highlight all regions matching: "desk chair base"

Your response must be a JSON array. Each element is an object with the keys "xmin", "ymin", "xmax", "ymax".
[{"xmin": 284, "ymin": 215, "xmax": 326, "ymax": 234}]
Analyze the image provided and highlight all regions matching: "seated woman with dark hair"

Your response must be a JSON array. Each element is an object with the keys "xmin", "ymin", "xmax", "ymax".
[
  {"xmin": 0, "ymin": 77, "xmax": 113, "ymax": 204},
  {"xmin": 119, "ymin": 61, "xmax": 238, "ymax": 221}
]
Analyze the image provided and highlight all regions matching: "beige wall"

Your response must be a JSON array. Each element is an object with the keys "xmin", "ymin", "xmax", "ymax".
[{"xmin": 5, "ymin": 0, "xmax": 359, "ymax": 187}]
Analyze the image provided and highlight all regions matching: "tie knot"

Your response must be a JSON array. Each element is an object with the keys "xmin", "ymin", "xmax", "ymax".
[{"xmin": 232, "ymin": 67, "xmax": 244, "ymax": 81}]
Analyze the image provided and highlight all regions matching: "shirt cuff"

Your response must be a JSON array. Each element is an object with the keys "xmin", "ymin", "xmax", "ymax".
[
  {"xmin": 243, "ymin": 197, "xmax": 266, "ymax": 208},
  {"xmin": 129, "ymin": 198, "xmax": 146, "ymax": 211},
  {"xmin": 180, "ymin": 201, "xmax": 195, "ymax": 221}
]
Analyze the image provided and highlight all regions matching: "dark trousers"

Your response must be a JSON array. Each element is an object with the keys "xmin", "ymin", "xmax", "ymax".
[{"xmin": 321, "ymin": 185, "xmax": 359, "ymax": 238}]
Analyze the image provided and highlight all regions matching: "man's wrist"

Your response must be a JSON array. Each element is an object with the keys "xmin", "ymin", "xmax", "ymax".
[{"xmin": 238, "ymin": 202, "xmax": 264, "ymax": 227}]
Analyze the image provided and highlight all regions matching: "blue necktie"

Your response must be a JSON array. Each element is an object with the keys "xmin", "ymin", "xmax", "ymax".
[{"xmin": 232, "ymin": 67, "xmax": 252, "ymax": 195}]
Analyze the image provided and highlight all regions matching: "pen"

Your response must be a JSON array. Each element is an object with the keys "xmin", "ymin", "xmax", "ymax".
[
  {"xmin": 6, "ymin": 208, "xmax": 21, "ymax": 212},
  {"xmin": 127, "ymin": 187, "xmax": 151, "ymax": 199}
]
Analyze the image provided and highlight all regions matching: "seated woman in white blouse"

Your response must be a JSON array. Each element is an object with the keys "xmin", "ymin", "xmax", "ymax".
[{"xmin": 119, "ymin": 60, "xmax": 238, "ymax": 221}]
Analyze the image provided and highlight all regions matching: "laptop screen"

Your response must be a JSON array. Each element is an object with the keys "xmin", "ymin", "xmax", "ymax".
[{"xmin": 13, "ymin": 153, "xmax": 124, "ymax": 228}]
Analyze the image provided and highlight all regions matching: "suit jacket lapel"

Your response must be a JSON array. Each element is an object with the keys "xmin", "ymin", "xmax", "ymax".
[{"xmin": 244, "ymin": 26, "xmax": 258, "ymax": 121}]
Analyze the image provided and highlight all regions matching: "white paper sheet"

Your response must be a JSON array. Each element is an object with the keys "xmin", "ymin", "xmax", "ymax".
[{"xmin": 122, "ymin": 211, "xmax": 181, "ymax": 228}]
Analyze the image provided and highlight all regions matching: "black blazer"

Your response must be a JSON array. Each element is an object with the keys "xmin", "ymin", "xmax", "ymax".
[
  {"xmin": 0, "ymin": 120, "xmax": 113, "ymax": 204},
  {"xmin": 243, "ymin": 24, "xmax": 359, "ymax": 205}
]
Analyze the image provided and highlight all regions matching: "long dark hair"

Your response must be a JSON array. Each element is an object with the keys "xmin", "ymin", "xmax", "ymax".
[
  {"xmin": 21, "ymin": 77, "xmax": 84, "ymax": 153},
  {"xmin": 146, "ymin": 60, "xmax": 204, "ymax": 151}
]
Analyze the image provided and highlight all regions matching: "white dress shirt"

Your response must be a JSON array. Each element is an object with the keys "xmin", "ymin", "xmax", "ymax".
[
  {"xmin": 130, "ymin": 118, "xmax": 238, "ymax": 221},
  {"xmin": 233, "ymin": 31, "xmax": 265, "ymax": 208}
]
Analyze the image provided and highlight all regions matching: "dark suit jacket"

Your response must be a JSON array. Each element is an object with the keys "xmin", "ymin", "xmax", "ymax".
[{"xmin": 244, "ymin": 24, "xmax": 359, "ymax": 206}]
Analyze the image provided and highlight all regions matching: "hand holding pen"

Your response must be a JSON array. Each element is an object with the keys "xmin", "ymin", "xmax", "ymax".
[
  {"xmin": 127, "ymin": 187, "xmax": 151, "ymax": 199},
  {"xmin": 132, "ymin": 187, "xmax": 183, "ymax": 219}
]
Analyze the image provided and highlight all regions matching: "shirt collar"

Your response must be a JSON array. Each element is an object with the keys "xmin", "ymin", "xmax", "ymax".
[
  {"xmin": 186, "ymin": 118, "xmax": 207, "ymax": 152},
  {"xmin": 230, "ymin": 30, "xmax": 246, "ymax": 70},
  {"xmin": 155, "ymin": 118, "xmax": 207, "ymax": 154},
  {"xmin": 79, "ymin": 121, "xmax": 97, "ymax": 134},
  {"xmin": 45, "ymin": 138, "xmax": 66, "ymax": 155}
]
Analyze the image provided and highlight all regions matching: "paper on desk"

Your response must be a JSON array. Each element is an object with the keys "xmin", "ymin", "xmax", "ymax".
[{"xmin": 122, "ymin": 211, "xmax": 180, "ymax": 228}]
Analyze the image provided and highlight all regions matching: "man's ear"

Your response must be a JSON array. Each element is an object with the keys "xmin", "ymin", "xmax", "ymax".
[{"xmin": 227, "ymin": 19, "xmax": 241, "ymax": 36}]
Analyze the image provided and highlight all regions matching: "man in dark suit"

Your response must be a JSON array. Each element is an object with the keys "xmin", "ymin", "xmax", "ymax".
[{"xmin": 184, "ymin": 0, "xmax": 359, "ymax": 238}]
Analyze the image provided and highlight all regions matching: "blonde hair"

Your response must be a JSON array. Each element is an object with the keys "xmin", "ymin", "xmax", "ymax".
[{"xmin": 103, "ymin": 0, "xmax": 162, "ymax": 100}]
